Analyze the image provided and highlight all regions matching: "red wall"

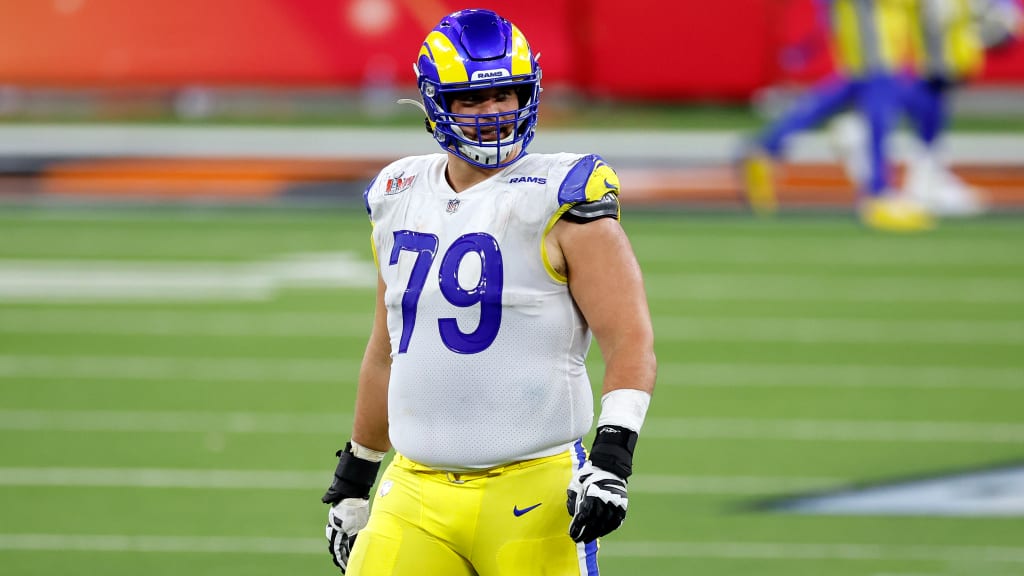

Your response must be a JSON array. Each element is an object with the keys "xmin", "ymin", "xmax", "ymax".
[
  {"xmin": 1, "ymin": 0, "xmax": 1023, "ymax": 98},
  {"xmin": 0, "ymin": 0, "xmax": 572, "ymax": 87},
  {"xmin": 0, "ymin": 0, "xmax": 434, "ymax": 86},
  {"xmin": 573, "ymin": 0, "xmax": 778, "ymax": 100}
]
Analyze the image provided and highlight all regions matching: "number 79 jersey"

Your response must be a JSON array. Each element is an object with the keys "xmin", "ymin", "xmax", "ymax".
[{"xmin": 364, "ymin": 152, "xmax": 620, "ymax": 471}]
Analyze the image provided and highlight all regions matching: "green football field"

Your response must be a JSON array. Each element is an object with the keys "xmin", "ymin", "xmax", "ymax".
[{"xmin": 1, "ymin": 206, "xmax": 1023, "ymax": 576}]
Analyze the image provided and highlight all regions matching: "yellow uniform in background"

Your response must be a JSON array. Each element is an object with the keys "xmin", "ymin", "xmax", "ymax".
[
  {"xmin": 740, "ymin": 0, "xmax": 936, "ymax": 231},
  {"xmin": 908, "ymin": 0, "xmax": 985, "ymax": 80},
  {"xmin": 827, "ymin": 0, "xmax": 1001, "ymax": 218},
  {"xmin": 830, "ymin": 0, "xmax": 916, "ymax": 76},
  {"xmin": 830, "ymin": 0, "xmax": 984, "ymax": 79}
]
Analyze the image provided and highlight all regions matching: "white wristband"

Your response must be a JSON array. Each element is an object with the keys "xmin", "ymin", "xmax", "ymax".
[
  {"xmin": 596, "ymin": 388, "xmax": 651, "ymax": 433},
  {"xmin": 351, "ymin": 440, "xmax": 387, "ymax": 463}
]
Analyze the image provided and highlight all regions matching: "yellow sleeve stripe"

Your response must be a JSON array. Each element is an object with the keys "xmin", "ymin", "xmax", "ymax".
[
  {"xmin": 540, "ymin": 204, "xmax": 574, "ymax": 284},
  {"xmin": 368, "ymin": 222, "xmax": 379, "ymax": 270}
]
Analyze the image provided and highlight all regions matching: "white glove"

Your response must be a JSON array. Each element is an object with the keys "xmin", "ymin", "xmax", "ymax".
[
  {"xmin": 325, "ymin": 497, "xmax": 369, "ymax": 573},
  {"xmin": 566, "ymin": 461, "xmax": 629, "ymax": 543}
]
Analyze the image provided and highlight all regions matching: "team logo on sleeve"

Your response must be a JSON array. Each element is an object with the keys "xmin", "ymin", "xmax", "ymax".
[
  {"xmin": 385, "ymin": 171, "xmax": 417, "ymax": 195},
  {"xmin": 585, "ymin": 161, "xmax": 619, "ymax": 201}
]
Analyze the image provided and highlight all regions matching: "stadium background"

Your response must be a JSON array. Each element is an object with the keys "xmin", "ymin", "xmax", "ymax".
[{"xmin": 1, "ymin": 1, "xmax": 1023, "ymax": 575}]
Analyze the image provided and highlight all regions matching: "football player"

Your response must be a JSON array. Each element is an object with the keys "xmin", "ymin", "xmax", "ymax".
[
  {"xmin": 320, "ymin": 9, "xmax": 657, "ymax": 575},
  {"xmin": 832, "ymin": 0, "xmax": 1022, "ymax": 216},
  {"xmin": 740, "ymin": 0, "xmax": 935, "ymax": 231}
]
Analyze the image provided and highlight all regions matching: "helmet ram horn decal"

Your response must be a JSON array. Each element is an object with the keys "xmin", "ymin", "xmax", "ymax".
[{"xmin": 410, "ymin": 9, "xmax": 542, "ymax": 168}]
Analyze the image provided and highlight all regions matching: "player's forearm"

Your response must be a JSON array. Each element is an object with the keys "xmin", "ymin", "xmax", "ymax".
[
  {"xmin": 599, "ymin": 327, "xmax": 657, "ymax": 397},
  {"xmin": 350, "ymin": 335, "xmax": 392, "ymax": 453},
  {"xmin": 591, "ymin": 321, "xmax": 655, "ymax": 460},
  {"xmin": 351, "ymin": 384, "xmax": 389, "ymax": 452}
]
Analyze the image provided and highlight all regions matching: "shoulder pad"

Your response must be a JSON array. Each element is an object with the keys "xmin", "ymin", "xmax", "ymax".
[
  {"xmin": 557, "ymin": 154, "xmax": 620, "ymax": 205},
  {"xmin": 562, "ymin": 192, "xmax": 620, "ymax": 223}
]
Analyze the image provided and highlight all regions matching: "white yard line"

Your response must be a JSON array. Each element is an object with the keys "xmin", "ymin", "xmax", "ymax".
[
  {"xmin": 6, "ymin": 355, "xmax": 1015, "ymax": 391},
  {"xmin": 655, "ymin": 362, "xmax": 1024, "ymax": 390},
  {"xmin": 635, "ymin": 239, "xmax": 1024, "ymax": 267},
  {"xmin": 603, "ymin": 541, "xmax": 1024, "ymax": 563},
  {"xmin": 0, "ymin": 534, "xmax": 320, "ymax": 555},
  {"xmin": 651, "ymin": 316, "xmax": 1024, "ymax": 345},
  {"xmin": 643, "ymin": 418, "xmax": 1024, "ymax": 444},
  {"xmin": 0, "ymin": 254, "xmax": 375, "ymax": 302},
  {"xmin": 0, "ymin": 534, "xmax": 1022, "ymax": 563},
  {"xmin": 0, "ymin": 355, "xmax": 359, "ymax": 382},
  {"xmin": 0, "ymin": 467, "xmax": 841, "ymax": 495},
  {"xmin": 1, "ymin": 409, "xmax": 1022, "ymax": 443},
  {"xmin": 645, "ymin": 273, "xmax": 1024, "ymax": 304},
  {"xmin": 0, "ymin": 310, "xmax": 372, "ymax": 337},
  {"xmin": 614, "ymin": 474, "xmax": 843, "ymax": 495},
  {"xmin": 3, "ymin": 310, "xmax": 1021, "ymax": 345},
  {"xmin": 0, "ymin": 467, "xmax": 325, "ymax": 490},
  {"xmin": 0, "ymin": 409, "xmax": 347, "ymax": 434},
  {"xmin": 0, "ymin": 238, "xmax": 334, "ymax": 260}
]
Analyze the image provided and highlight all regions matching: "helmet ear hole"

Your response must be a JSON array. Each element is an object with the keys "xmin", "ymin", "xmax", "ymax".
[{"xmin": 514, "ymin": 85, "xmax": 533, "ymax": 108}]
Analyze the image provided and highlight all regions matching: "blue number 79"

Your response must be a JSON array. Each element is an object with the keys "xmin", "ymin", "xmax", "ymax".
[{"xmin": 390, "ymin": 230, "xmax": 503, "ymax": 355}]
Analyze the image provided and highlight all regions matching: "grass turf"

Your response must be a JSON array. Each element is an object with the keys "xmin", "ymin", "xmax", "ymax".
[{"xmin": 1, "ymin": 207, "xmax": 1022, "ymax": 575}]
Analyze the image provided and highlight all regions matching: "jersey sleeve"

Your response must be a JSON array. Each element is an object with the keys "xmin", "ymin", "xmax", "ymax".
[
  {"xmin": 362, "ymin": 174, "xmax": 379, "ymax": 222},
  {"xmin": 363, "ymin": 158, "xmax": 413, "ymax": 224},
  {"xmin": 556, "ymin": 154, "xmax": 621, "ymax": 223},
  {"xmin": 361, "ymin": 173, "xmax": 381, "ymax": 269}
]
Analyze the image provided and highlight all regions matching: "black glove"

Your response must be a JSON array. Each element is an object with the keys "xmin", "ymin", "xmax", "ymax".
[
  {"xmin": 322, "ymin": 442, "xmax": 382, "ymax": 574},
  {"xmin": 566, "ymin": 425, "xmax": 637, "ymax": 543}
]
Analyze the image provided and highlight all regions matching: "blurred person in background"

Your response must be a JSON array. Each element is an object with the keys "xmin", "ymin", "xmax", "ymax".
[
  {"xmin": 740, "ymin": 0, "xmax": 935, "ymax": 232},
  {"xmin": 831, "ymin": 0, "xmax": 1023, "ymax": 216},
  {"xmin": 319, "ymin": 8, "xmax": 657, "ymax": 576}
]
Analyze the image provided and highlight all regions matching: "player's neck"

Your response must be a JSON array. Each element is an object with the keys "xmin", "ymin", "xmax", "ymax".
[{"xmin": 445, "ymin": 153, "xmax": 503, "ymax": 193}]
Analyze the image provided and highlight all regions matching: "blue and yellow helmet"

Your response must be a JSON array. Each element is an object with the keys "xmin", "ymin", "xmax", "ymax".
[{"xmin": 414, "ymin": 9, "xmax": 542, "ymax": 168}]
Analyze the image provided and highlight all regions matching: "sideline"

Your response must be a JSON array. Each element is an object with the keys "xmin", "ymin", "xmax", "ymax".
[{"xmin": 2, "ymin": 124, "xmax": 1024, "ymax": 165}]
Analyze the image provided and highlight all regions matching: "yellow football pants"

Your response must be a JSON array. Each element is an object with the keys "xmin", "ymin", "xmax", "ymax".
[{"xmin": 346, "ymin": 445, "xmax": 601, "ymax": 576}]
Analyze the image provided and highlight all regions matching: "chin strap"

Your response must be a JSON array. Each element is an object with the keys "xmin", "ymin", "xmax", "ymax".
[{"xmin": 450, "ymin": 125, "xmax": 520, "ymax": 167}]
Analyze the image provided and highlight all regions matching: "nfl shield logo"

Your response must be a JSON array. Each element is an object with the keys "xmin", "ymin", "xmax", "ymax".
[{"xmin": 446, "ymin": 198, "xmax": 461, "ymax": 214}]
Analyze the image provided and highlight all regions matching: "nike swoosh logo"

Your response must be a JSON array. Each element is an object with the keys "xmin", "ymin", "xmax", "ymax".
[
  {"xmin": 513, "ymin": 503, "xmax": 542, "ymax": 517},
  {"xmin": 603, "ymin": 178, "xmax": 616, "ymax": 190}
]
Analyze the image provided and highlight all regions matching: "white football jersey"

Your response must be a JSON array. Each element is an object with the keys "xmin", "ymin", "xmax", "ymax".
[{"xmin": 364, "ymin": 152, "xmax": 620, "ymax": 471}]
